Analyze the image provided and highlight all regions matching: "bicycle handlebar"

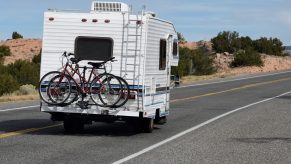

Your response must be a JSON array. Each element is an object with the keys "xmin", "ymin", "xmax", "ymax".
[{"xmin": 62, "ymin": 51, "xmax": 75, "ymax": 57}]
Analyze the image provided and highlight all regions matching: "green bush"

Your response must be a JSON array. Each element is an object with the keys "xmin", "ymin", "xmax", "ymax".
[
  {"xmin": 0, "ymin": 74, "xmax": 20, "ymax": 96},
  {"xmin": 0, "ymin": 45, "xmax": 11, "ymax": 58},
  {"xmin": 171, "ymin": 47, "xmax": 216, "ymax": 76},
  {"xmin": 7, "ymin": 60, "xmax": 40, "ymax": 86},
  {"xmin": 12, "ymin": 32, "xmax": 23, "ymax": 39},
  {"xmin": 211, "ymin": 31, "xmax": 241, "ymax": 53},
  {"xmin": 211, "ymin": 31, "xmax": 285, "ymax": 56},
  {"xmin": 191, "ymin": 48, "xmax": 216, "ymax": 75},
  {"xmin": 32, "ymin": 52, "xmax": 41, "ymax": 64},
  {"xmin": 171, "ymin": 47, "xmax": 192, "ymax": 76},
  {"xmin": 253, "ymin": 37, "xmax": 284, "ymax": 56},
  {"xmin": 231, "ymin": 48, "xmax": 263, "ymax": 67}
]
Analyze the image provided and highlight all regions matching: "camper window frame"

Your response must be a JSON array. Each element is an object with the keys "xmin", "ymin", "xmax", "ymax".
[
  {"xmin": 173, "ymin": 39, "xmax": 178, "ymax": 56},
  {"xmin": 74, "ymin": 36, "xmax": 114, "ymax": 61},
  {"xmin": 159, "ymin": 39, "xmax": 167, "ymax": 70}
]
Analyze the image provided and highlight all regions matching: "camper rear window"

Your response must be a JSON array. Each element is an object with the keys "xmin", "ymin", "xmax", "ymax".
[
  {"xmin": 74, "ymin": 37, "xmax": 113, "ymax": 61},
  {"xmin": 159, "ymin": 39, "xmax": 167, "ymax": 70},
  {"xmin": 173, "ymin": 39, "xmax": 178, "ymax": 56}
]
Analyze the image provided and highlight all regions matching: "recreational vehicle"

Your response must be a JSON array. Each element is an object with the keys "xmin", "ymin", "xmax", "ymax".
[{"xmin": 40, "ymin": 1, "xmax": 179, "ymax": 132}]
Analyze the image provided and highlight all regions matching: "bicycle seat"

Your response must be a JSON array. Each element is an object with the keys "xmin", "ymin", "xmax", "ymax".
[
  {"xmin": 87, "ymin": 62, "xmax": 104, "ymax": 68},
  {"xmin": 87, "ymin": 57, "xmax": 116, "ymax": 68}
]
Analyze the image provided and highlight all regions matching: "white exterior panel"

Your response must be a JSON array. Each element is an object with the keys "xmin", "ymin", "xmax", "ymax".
[{"xmin": 40, "ymin": 4, "xmax": 178, "ymax": 119}]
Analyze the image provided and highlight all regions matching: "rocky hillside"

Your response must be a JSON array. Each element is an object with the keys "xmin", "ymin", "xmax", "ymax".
[
  {"xmin": 179, "ymin": 41, "xmax": 212, "ymax": 52},
  {"xmin": 213, "ymin": 52, "xmax": 291, "ymax": 75},
  {"xmin": 0, "ymin": 39, "xmax": 42, "ymax": 65},
  {"xmin": 180, "ymin": 41, "xmax": 291, "ymax": 76}
]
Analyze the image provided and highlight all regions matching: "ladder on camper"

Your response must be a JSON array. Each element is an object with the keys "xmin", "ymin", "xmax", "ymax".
[{"xmin": 120, "ymin": 9, "xmax": 144, "ymax": 109}]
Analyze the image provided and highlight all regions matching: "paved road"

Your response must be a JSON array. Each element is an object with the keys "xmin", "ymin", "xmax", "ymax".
[{"xmin": 1, "ymin": 71, "xmax": 291, "ymax": 164}]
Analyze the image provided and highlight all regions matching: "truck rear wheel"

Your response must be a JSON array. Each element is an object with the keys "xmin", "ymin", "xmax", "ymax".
[
  {"xmin": 142, "ymin": 118, "xmax": 154, "ymax": 133},
  {"xmin": 154, "ymin": 116, "xmax": 167, "ymax": 125},
  {"xmin": 63, "ymin": 118, "xmax": 84, "ymax": 133}
]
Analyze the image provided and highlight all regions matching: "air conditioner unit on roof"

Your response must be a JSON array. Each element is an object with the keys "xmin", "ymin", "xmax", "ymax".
[{"xmin": 91, "ymin": 1, "xmax": 129, "ymax": 12}]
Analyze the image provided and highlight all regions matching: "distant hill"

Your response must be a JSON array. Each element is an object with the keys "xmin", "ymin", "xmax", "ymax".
[{"xmin": 0, "ymin": 39, "xmax": 42, "ymax": 65}]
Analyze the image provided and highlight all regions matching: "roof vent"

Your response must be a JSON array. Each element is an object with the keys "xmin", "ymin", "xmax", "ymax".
[{"xmin": 91, "ymin": 1, "xmax": 129, "ymax": 12}]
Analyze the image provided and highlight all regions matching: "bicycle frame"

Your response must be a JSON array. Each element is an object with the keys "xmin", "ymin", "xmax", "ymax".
[{"xmin": 58, "ymin": 62, "xmax": 107, "ymax": 94}]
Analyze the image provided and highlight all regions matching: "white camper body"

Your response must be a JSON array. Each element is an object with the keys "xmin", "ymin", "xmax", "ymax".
[{"xmin": 40, "ymin": 2, "xmax": 179, "ymax": 129}]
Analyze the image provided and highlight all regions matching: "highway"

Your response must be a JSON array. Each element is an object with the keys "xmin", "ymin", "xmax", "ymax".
[{"xmin": 1, "ymin": 71, "xmax": 291, "ymax": 164}]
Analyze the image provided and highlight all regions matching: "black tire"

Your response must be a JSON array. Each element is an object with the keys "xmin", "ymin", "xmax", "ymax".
[
  {"xmin": 154, "ymin": 116, "xmax": 167, "ymax": 125},
  {"xmin": 63, "ymin": 118, "xmax": 84, "ymax": 133},
  {"xmin": 111, "ymin": 76, "xmax": 130, "ymax": 108},
  {"xmin": 39, "ymin": 71, "xmax": 62, "ymax": 104},
  {"xmin": 143, "ymin": 118, "xmax": 154, "ymax": 133},
  {"xmin": 90, "ymin": 73, "xmax": 122, "ymax": 107},
  {"xmin": 47, "ymin": 74, "xmax": 72, "ymax": 105}
]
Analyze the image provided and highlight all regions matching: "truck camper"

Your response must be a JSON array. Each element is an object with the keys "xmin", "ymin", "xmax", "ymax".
[{"xmin": 40, "ymin": 1, "xmax": 179, "ymax": 132}]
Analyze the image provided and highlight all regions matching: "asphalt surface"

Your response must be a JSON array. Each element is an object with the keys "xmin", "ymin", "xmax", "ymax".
[{"xmin": 1, "ymin": 71, "xmax": 291, "ymax": 164}]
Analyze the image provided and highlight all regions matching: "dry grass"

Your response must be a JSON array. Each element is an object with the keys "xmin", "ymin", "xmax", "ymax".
[
  {"xmin": 0, "ymin": 94, "xmax": 39, "ymax": 103},
  {"xmin": 182, "ymin": 71, "xmax": 236, "ymax": 84}
]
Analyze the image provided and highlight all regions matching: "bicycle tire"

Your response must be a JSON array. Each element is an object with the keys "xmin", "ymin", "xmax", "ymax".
[
  {"xmin": 47, "ymin": 74, "xmax": 72, "ymax": 105},
  {"xmin": 39, "ymin": 71, "xmax": 62, "ymax": 104},
  {"xmin": 112, "ymin": 75, "xmax": 130, "ymax": 108},
  {"xmin": 90, "ymin": 73, "xmax": 122, "ymax": 107}
]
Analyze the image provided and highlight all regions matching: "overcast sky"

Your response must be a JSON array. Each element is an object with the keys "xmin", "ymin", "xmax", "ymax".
[{"xmin": 0, "ymin": 0, "xmax": 290, "ymax": 45}]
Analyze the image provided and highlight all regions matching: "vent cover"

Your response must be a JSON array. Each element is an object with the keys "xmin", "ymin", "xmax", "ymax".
[{"xmin": 91, "ymin": 2, "xmax": 129, "ymax": 12}]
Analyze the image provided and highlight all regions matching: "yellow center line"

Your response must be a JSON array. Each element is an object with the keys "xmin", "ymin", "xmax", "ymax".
[
  {"xmin": 1, "ymin": 76, "xmax": 291, "ymax": 139},
  {"xmin": 170, "ymin": 77, "xmax": 291, "ymax": 103},
  {"xmin": 0, "ymin": 124, "xmax": 62, "ymax": 139}
]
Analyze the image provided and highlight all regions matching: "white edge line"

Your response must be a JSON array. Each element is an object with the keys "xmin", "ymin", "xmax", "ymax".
[
  {"xmin": 112, "ymin": 90, "xmax": 291, "ymax": 164},
  {"xmin": 176, "ymin": 70, "xmax": 291, "ymax": 89},
  {"xmin": 0, "ymin": 105, "xmax": 39, "ymax": 112}
]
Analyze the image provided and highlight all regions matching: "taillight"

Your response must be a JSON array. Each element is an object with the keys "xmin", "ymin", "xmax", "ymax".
[
  {"xmin": 105, "ymin": 19, "xmax": 110, "ymax": 23},
  {"xmin": 128, "ymin": 92, "xmax": 136, "ymax": 99},
  {"xmin": 81, "ymin": 18, "xmax": 87, "ymax": 22},
  {"xmin": 49, "ymin": 17, "xmax": 54, "ymax": 21}
]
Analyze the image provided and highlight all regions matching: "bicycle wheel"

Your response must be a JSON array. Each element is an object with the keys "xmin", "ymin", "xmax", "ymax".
[
  {"xmin": 39, "ymin": 71, "xmax": 62, "ymax": 104},
  {"xmin": 90, "ymin": 74, "xmax": 122, "ymax": 107},
  {"xmin": 113, "ymin": 76, "xmax": 130, "ymax": 108},
  {"xmin": 47, "ymin": 74, "xmax": 72, "ymax": 105}
]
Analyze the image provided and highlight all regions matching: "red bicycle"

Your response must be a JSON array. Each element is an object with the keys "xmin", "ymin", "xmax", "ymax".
[{"xmin": 39, "ymin": 52, "xmax": 129, "ymax": 108}]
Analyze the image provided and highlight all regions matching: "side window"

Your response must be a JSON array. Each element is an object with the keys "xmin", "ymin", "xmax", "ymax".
[
  {"xmin": 159, "ymin": 39, "xmax": 167, "ymax": 70},
  {"xmin": 173, "ymin": 39, "xmax": 178, "ymax": 56}
]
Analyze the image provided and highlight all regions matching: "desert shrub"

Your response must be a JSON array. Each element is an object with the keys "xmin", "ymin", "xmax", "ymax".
[
  {"xmin": 171, "ymin": 47, "xmax": 216, "ymax": 76},
  {"xmin": 171, "ymin": 47, "xmax": 192, "ymax": 76},
  {"xmin": 253, "ymin": 37, "xmax": 284, "ymax": 56},
  {"xmin": 0, "ymin": 74, "xmax": 20, "ymax": 96},
  {"xmin": 0, "ymin": 45, "xmax": 11, "ymax": 58},
  {"xmin": 211, "ymin": 31, "xmax": 285, "ymax": 56},
  {"xmin": 191, "ymin": 48, "xmax": 216, "ymax": 75},
  {"xmin": 7, "ymin": 60, "xmax": 40, "ymax": 86},
  {"xmin": 18, "ymin": 84, "xmax": 37, "ymax": 95},
  {"xmin": 32, "ymin": 52, "xmax": 41, "ymax": 64},
  {"xmin": 231, "ymin": 48, "xmax": 263, "ymax": 67},
  {"xmin": 211, "ymin": 31, "xmax": 241, "ymax": 53},
  {"xmin": 12, "ymin": 32, "xmax": 23, "ymax": 39},
  {"xmin": 240, "ymin": 36, "xmax": 253, "ymax": 50}
]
